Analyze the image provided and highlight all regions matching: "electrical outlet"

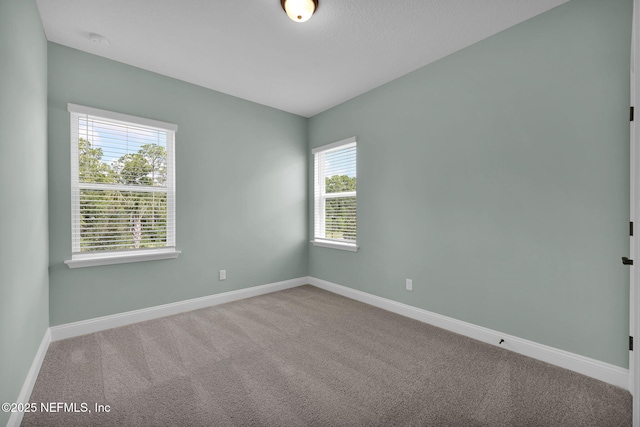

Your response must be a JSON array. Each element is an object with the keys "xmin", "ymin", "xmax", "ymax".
[
  {"xmin": 219, "ymin": 270, "xmax": 226, "ymax": 281},
  {"xmin": 406, "ymin": 279, "xmax": 412, "ymax": 291}
]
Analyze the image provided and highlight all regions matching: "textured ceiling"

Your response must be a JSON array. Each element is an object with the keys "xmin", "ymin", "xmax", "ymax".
[{"xmin": 36, "ymin": 0, "xmax": 570, "ymax": 117}]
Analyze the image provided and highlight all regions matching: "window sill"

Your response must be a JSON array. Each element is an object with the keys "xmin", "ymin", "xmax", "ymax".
[
  {"xmin": 64, "ymin": 249, "xmax": 181, "ymax": 269},
  {"xmin": 311, "ymin": 240, "xmax": 359, "ymax": 252}
]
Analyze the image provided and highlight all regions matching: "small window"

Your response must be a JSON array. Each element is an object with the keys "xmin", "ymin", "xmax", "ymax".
[
  {"xmin": 65, "ymin": 104, "xmax": 179, "ymax": 268},
  {"xmin": 312, "ymin": 136, "xmax": 358, "ymax": 251}
]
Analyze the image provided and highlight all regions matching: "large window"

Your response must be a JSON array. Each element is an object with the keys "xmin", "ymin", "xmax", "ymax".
[
  {"xmin": 65, "ymin": 104, "xmax": 179, "ymax": 268},
  {"xmin": 312, "ymin": 136, "xmax": 358, "ymax": 251}
]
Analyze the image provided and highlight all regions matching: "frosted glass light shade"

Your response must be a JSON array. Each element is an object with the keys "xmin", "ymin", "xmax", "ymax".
[{"xmin": 281, "ymin": 0, "xmax": 317, "ymax": 23}]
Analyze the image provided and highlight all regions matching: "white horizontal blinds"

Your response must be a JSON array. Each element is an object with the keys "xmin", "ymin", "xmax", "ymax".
[
  {"xmin": 165, "ymin": 130, "xmax": 176, "ymax": 248},
  {"xmin": 78, "ymin": 116, "xmax": 168, "ymax": 187},
  {"xmin": 69, "ymin": 106, "xmax": 176, "ymax": 254},
  {"xmin": 313, "ymin": 138, "xmax": 357, "ymax": 243},
  {"xmin": 78, "ymin": 190, "xmax": 170, "ymax": 251}
]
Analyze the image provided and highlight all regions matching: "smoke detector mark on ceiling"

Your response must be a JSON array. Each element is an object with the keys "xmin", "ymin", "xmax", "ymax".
[{"xmin": 89, "ymin": 33, "xmax": 109, "ymax": 47}]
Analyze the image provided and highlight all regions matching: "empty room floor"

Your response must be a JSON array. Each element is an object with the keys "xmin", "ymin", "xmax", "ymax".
[{"xmin": 22, "ymin": 286, "xmax": 631, "ymax": 426}]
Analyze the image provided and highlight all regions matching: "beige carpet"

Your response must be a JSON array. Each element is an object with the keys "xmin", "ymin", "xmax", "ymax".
[{"xmin": 22, "ymin": 285, "xmax": 631, "ymax": 426}]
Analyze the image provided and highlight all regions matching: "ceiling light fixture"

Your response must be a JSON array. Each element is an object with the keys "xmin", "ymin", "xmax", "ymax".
[{"xmin": 281, "ymin": 0, "xmax": 317, "ymax": 23}]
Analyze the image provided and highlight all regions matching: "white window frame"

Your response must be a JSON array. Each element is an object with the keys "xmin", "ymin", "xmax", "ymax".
[
  {"xmin": 65, "ymin": 103, "xmax": 180, "ymax": 268},
  {"xmin": 311, "ymin": 136, "xmax": 358, "ymax": 252}
]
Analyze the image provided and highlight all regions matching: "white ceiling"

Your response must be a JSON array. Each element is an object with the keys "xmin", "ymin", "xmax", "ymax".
[{"xmin": 36, "ymin": 0, "xmax": 570, "ymax": 118}]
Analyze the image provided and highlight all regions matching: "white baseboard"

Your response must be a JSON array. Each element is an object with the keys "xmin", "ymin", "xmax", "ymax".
[
  {"xmin": 44, "ymin": 274, "xmax": 629, "ymax": 391},
  {"xmin": 50, "ymin": 277, "xmax": 308, "ymax": 342},
  {"xmin": 308, "ymin": 277, "xmax": 630, "ymax": 390},
  {"xmin": 7, "ymin": 328, "xmax": 51, "ymax": 427}
]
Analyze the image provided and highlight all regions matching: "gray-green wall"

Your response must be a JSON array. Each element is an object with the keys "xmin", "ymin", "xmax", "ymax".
[
  {"xmin": 48, "ymin": 43, "xmax": 308, "ymax": 326},
  {"xmin": 309, "ymin": 0, "xmax": 632, "ymax": 368},
  {"xmin": 0, "ymin": 0, "xmax": 49, "ymax": 425}
]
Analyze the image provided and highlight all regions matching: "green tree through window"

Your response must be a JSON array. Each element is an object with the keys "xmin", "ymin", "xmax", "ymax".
[
  {"xmin": 78, "ymin": 138, "xmax": 168, "ymax": 251},
  {"xmin": 325, "ymin": 175, "xmax": 356, "ymax": 240},
  {"xmin": 313, "ymin": 137, "xmax": 357, "ymax": 248}
]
